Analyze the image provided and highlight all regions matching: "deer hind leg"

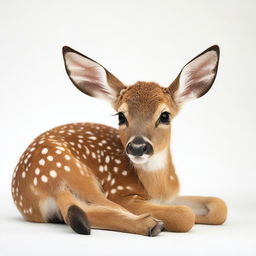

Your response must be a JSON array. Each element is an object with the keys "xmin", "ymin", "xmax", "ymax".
[
  {"xmin": 55, "ymin": 189, "xmax": 164, "ymax": 236},
  {"xmin": 171, "ymin": 196, "xmax": 227, "ymax": 225}
]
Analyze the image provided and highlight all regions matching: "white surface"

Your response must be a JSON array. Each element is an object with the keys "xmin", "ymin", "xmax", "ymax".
[
  {"xmin": 0, "ymin": 200, "xmax": 255, "ymax": 256},
  {"xmin": 0, "ymin": 0, "xmax": 256, "ymax": 255}
]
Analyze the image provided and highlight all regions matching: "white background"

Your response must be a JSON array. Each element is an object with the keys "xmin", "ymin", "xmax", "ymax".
[{"xmin": 0, "ymin": 0, "xmax": 256, "ymax": 255}]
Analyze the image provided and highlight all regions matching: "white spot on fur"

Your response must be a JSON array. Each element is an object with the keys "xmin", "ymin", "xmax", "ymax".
[
  {"xmin": 41, "ymin": 148, "xmax": 48, "ymax": 154},
  {"xmin": 110, "ymin": 179, "xmax": 115, "ymax": 186},
  {"xmin": 122, "ymin": 170, "xmax": 128, "ymax": 176},
  {"xmin": 85, "ymin": 146, "xmax": 90, "ymax": 155},
  {"xmin": 111, "ymin": 189, "xmax": 117, "ymax": 194},
  {"xmin": 56, "ymin": 150, "xmax": 62, "ymax": 155},
  {"xmin": 114, "ymin": 159, "xmax": 121, "ymax": 164},
  {"xmin": 39, "ymin": 159, "xmax": 45, "ymax": 166},
  {"xmin": 41, "ymin": 175, "xmax": 48, "ymax": 183},
  {"xmin": 49, "ymin": 170, "xmax": 57, "ymax": 178},
  {"xmin": 64, "ymin": 166, "xmax": 71, "ymax": 172},
  {"xmin": 56, "ymin": 146, "xmax": 65, "ymax": 151},
  {"xmin": 35, "ymin": 168, "xmax": 40, "ymax": 175},
  {"xmin": 56, "ymin": 162, "xmax": 62, "ymax": 168},
  {"xmin": 65, "ymin": 155, "xmax": 71, "ymax": 160},
  {"xmin": 47, "ymin": 155, "xmax": 54, "ymax": 161},
  {"xmin": 105, "ymin": 155, "xmax": 110, "ymax": 163},
  {"xmin": 107, "ymin": 173, "xmax": 111, "ymax": 182},
  {"xmin": 33, "ymin": 177, "xmax": 38, "ymax": 186},
  {"xmin": 88, "ymin": 136, "xmax": 97, "ymax": 140}
]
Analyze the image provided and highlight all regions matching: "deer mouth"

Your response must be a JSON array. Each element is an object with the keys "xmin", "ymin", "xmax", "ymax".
[{"xmin": 127, "ymin": 154, "xmax": 150, "ymax": 165}]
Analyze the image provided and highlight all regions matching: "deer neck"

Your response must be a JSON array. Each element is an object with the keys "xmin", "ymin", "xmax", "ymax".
[{"xmin": 134, "ymin": 147, "xmax": 179, "ymax": 202}]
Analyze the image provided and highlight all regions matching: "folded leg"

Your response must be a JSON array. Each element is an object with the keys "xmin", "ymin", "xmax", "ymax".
[
  {"xmin": 55, "ymin": 189, "xmax": 164, "ymax": 236},
  {"xmin": 171, "ymin": 196, "xmax": 227, "ymax": 224},
  {"xmin": 117, "ymin": 197, "xmax": 195, "ymax": 232}
]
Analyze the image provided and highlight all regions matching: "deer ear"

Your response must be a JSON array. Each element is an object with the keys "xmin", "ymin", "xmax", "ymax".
[
  {"xmin": 169, "ymin": 45, "xmax": 220, "ymax": 106},
  {"xmin": 62, "ymin": 46, "xmax": 126, "ymax": 104}
]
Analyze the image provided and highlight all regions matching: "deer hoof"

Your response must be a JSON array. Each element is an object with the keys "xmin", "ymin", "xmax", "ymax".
[
  {"xmin": 148, "ymin": 221, "xmax": 164, "ymax": 237},
  {"xmin": 67, "ymin": 205, "xmax": 91, "ymax": 235}
]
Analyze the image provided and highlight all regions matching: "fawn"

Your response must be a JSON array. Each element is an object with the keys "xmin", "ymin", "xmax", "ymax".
[{"xmin": 11, "ymin": 45, "xmax": 227, "ymax": 236}]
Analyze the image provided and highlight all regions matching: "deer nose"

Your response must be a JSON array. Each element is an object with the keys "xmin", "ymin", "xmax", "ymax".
[{"xmin": 126, "ymin": 136, "xmax": 153, "ymax": 157}]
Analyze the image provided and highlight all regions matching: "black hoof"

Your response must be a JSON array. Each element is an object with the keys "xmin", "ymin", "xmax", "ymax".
[
  {"xmin": 67, "ymin": 205, "xmax": 91, "ymax": 235},
  {"xmin": 148, "ymin": 221, "xmax": 164, "ymax": 237}
]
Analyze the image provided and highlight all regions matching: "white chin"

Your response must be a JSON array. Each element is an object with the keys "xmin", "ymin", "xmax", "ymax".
[{"xmin": 128, "ymin": 155, "xmax": 149, "ymax": 165}]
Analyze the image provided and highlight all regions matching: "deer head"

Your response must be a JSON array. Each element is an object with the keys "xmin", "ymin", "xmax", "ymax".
[{"xmin": 63, "ymin": 46, "xmax": 219, "ymax": 171}]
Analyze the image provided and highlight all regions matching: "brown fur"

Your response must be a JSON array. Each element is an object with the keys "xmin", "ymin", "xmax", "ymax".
[{"xmin": 11, "ymin": 45, "xmax": 227, "ymax": 236}]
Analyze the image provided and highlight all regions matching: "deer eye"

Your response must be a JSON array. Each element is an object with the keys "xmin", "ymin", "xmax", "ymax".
[
  {"xmin": 117, "ymin": 112, "xmax": 127, "ymax": 126},
  {"xmin": 159, "ymin": 112, "xmax": 170, "ymax": 124}
]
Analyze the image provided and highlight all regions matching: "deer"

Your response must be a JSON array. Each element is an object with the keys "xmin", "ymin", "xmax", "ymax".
[{"xmin": 11, "ymin": 45, "xmax": 227, "ymax": 236}]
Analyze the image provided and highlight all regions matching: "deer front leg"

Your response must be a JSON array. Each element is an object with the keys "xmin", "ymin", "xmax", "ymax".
[
  {"xmin": 118, "ymin": 197, "xmax": 195, "ymax": 232},
  {"xmin": 55, "ymin": 190, "xmax": 164, "ymax": 236},
  {"xmin": 171, "ymin": 196, "xmax": 227, "ymax": 225}
]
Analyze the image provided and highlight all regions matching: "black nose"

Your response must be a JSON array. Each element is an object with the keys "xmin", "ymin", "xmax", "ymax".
[{"xmin": 126, "ymin": 136, "xmax": 153, "ymax": 157}]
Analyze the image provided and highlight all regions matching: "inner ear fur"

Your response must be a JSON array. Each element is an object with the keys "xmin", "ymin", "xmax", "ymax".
[
  {"xmin": 62, "ymin": 46, "xmax": 126, "ymax": 105},
  {"xmin": 169, "ymin": 45, "xmax": 220, "ymax": 105}
]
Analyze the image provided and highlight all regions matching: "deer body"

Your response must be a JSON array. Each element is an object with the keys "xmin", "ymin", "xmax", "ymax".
[{"xmin": 11, "ymin": 46, "xmax": 227, "ymax": 236}]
